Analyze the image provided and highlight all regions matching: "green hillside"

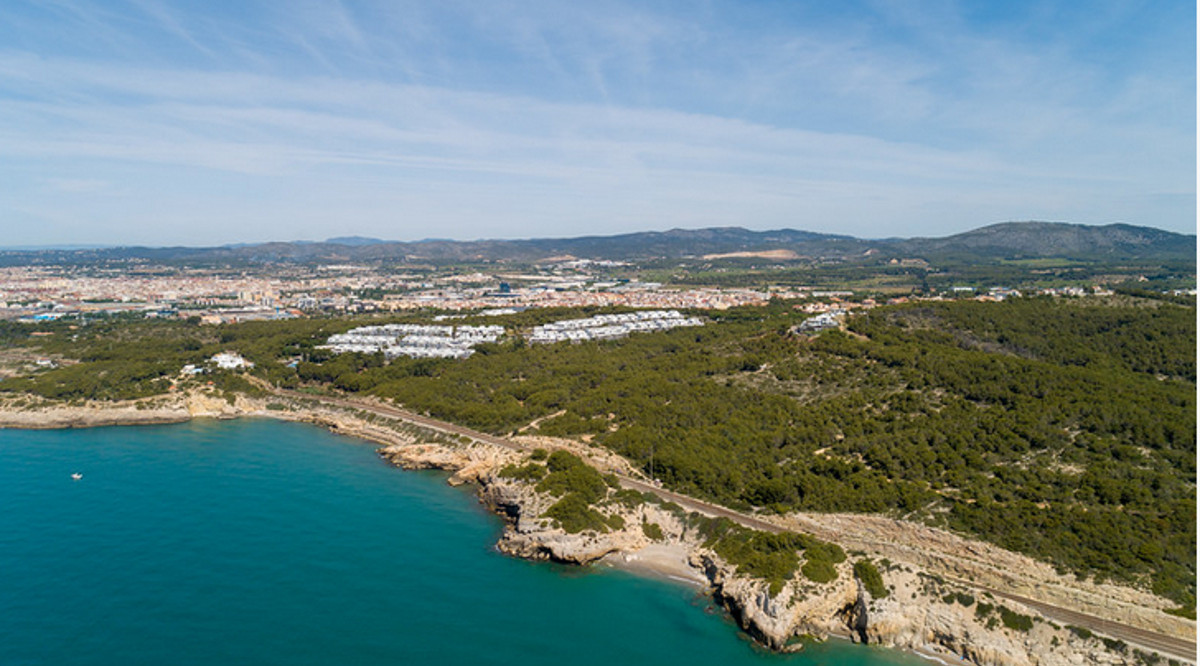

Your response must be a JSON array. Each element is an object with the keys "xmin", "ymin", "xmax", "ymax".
[{"xmin": 2, "ymin": 295, "xmax": 1195, "ymax": 610}]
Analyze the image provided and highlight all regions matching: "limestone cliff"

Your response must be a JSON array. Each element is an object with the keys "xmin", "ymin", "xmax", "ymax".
[
  {"xmin": 378, "ymin": 439, "xmax": 1168, "ymax": 666},
  {"xmin": 0, "ymin": 389, "xmax": 264, "ymax": 428},
  {"xmin": 0, "ymin": 394, "xmax": 1177, "ymax": 666},
  {"xmin": 379, "ymin": 441, "xmax": 691, "ymax": 566},
  {"xmin": 697, "ymin": 549, "xmax": 1161, "ymax": 666}
]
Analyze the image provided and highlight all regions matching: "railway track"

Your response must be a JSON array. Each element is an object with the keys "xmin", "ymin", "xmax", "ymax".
[{"xmin": 990, "ymin": 590, "xmax": 1195, "ymax": 661}]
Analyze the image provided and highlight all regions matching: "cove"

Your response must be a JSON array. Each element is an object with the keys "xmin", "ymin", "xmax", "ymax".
[{"xmin": 0, "ymin": 418, "xmax": 928, "ymax": 666}]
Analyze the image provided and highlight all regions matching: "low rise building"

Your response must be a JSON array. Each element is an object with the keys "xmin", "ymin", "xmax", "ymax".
[{"xmin": 211, "ymin": 352, "xmax": 253, "ymax": 370}]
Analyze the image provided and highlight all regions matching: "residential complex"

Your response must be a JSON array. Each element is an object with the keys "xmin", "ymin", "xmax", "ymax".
[
  {"xmin": 528, "ymin": 311, "xmax": 704, "ymax": 344},
  {"xmin": 321, "ymin": 324, "xmax": 505, "ymax": 359}
]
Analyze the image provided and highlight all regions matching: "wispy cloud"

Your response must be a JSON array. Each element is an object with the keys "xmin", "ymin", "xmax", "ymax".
[{"xmin": 0, "ymin": 0, "xmax": 1192, "ymax": 245}]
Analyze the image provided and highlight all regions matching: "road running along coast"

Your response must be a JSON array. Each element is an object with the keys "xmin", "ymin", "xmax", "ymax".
[{"xmin": 273, "ymin": 388, "xmax": 1198, "ymax": 662}]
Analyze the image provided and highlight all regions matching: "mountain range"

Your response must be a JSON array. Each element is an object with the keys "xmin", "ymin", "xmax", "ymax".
[{"xmin": 0, "ymin": 222, "xmax": 1193, "ymax": 267}]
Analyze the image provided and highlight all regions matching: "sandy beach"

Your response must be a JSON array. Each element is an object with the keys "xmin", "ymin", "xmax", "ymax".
[{"xmin": 600, "ymin": 542, "xmax": 708, "ymax": 587}]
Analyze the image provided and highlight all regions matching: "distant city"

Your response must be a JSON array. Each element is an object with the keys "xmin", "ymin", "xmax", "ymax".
[
  {"xmin": 2, "ymin": 223, "xmax": 1193, "ymax": 326},
  {"xmin": 0, "ymin": 260, "xmax": 780, "ymax": 324},
  {"xmin": 2, "ymin": 256, "xmax": 1169, "ymax": 328}
]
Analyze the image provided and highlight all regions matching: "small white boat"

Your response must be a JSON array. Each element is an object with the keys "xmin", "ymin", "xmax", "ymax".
[{"xmin": 71, "ymin": 473, "xmax": 83, "ymax": 481}]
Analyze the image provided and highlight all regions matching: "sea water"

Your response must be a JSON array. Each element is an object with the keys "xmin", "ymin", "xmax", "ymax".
[{"xmin": 0, "ymin": 419, "xmax": 927, "ymax": 666}]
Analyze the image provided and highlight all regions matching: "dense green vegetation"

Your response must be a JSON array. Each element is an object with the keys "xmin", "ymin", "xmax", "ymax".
[
  {"xmin": 854, "ymin": 559, "xmax": 888, "ymax": 599},
  {"xmin": 518, "ymin": 450, "xmax": 624, "ymax": 534},
  {"xmin": 998, "ymin": 606, "xmax": 1035, "ymax": 632},
  {"xmin": 943, "ymin": 591, "xmax": 975, "ymax": 607},
  {"xmin": 661, "ymin": 255, "xmax": 1195, "ymax": 293},
  {"xmin": 543, "ymin": 493, "xmax": 614, "ymax": 534},
  {"xmin": 695, "ymin": 517, "xmax": 847, "ymax": 595},
  {"xmin": 1, "ymin": 295, "xmax": 1194, "ymax": 609},
  {"xmin": 498, "ymin": 462, "xmax": 546, "ymax": 482},
  {"xmin": 975, "ymin": 602, "xmax": 1035, "ymax": 633},
  {"xmin": 0, "ymin": 316, "xmax": 354, "ymax": 400},
  {"xmin": 536, "ymin": 450, "xmax": 615, "ymax": 503},
  {"xmin": 642, "ymin": 521, "xmax": 664, "ymax": 540}
]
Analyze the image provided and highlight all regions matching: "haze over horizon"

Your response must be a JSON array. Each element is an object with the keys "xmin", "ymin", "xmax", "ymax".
[{"xmin": 1, "ymin": 1, "xmax": 1194, "ymax": 247}]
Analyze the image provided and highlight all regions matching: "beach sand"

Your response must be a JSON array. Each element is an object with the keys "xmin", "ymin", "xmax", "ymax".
[{"xmin": 600, "ymin": 543, "xmax": 708, "ymax": 587}]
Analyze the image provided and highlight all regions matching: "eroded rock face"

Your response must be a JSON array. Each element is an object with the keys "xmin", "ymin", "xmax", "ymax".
[
  {"xmin": 380, "ymin": 442, "xmax": 506, "ymax": 477},
  {"xmin": 766, "ymin": 512, "xmax": 1194, "ymax": 642},
  {"xmin": 485, "ymin": 480, "xmax": 664, "ymax": 564},
  {"xmin": 378, "ymin": 439, "xmax": 1160, "ymax": 666},
  {"xmin": 842, "ymin": 565, "xmax": 1152, "ymax": 666},
  {"xmin": 0, "ymin": 390, "xmax": 256, "ymax": 428},
  {"xmin": 0, "ymin": 394, "xmax": 1176, "ymax": 666},
  {"xmin": 382, "ymin": 440, "xmax": 692, "ymax": 566}
]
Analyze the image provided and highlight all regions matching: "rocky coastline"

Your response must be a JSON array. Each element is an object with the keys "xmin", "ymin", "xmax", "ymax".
[
  {"xmin": 0, "ymin": 393, "xmax": 1191, "ymax": 666},
  {"xmin": 378, "ymin": 438, "xmax": 1179, "ymax": 666}
]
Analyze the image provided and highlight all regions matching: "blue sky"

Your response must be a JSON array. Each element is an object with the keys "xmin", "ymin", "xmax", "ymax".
[{"xmin": 1, "ymin": 0, "xmax": 1194, "ymax": 246}]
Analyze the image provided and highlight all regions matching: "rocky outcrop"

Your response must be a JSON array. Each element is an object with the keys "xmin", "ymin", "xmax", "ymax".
[
  {"xmin": 379, "ymin": 441, "xmax": 688, "ymax": 566},
  {"xmin": 378, "ymin": 438, "xmax": 1160, "ymax": 666},
  {"xmin": 766, "ymin": 512, "xmax": 1195, "ymax": 642},
  {"xmin": 0, "ymin": 403, "xmax": 190, "ymax": 428},
  {"xmin": 485, "ymin": 476, "xmax": 642, "ymax": 563},
  {"xmin": 0, "ymin": 389, "xmax": 263, "ymax": 428},
  {"xmin": 697, "ymin": 553, "xmax": 859, "ymax": 650},
  {"xmin": 698, "ymin": 553, "xmax": 1162, "ymax": 666},
  {"xmin": 2, "ymin": 395, "xmax": 1178, "ymax": 666},
  {"xmin": 381, "ymin": 441, "xmax": 519, "ymax": 486}
]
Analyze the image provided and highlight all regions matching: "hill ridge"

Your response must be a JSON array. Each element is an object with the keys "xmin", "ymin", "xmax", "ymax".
[{"xmin": 0, "ymin": 221, "xmax": 1192, "ymax": 267}]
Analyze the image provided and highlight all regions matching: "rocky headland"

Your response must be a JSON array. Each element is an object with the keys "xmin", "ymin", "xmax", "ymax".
[
  {"xmin": 0, "ymin": 393, "xmax": 1191, "ymax": 666},
  {"xmin": 378, "ymin": 437, "xmax": 1182, "ymax": 666},
  {"xmin": 0, "ymin": 389, "xmax": 254, "ymax": 428}
]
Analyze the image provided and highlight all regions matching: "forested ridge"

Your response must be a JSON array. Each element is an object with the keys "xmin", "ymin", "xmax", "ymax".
[{"xmin": 2, "ymin": 296, "xmax": 1194, "ymax": 609}]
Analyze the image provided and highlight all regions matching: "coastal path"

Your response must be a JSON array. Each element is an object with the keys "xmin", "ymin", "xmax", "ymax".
[{"xmin": 271, "ymin": 387, "xmax": 1198, "ymax": 662}]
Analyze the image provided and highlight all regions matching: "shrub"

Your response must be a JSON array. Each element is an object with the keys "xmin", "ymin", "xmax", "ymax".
[
  {"xmin": 709, "ymin": 528, "xmax": 802, "ymax": 595},
  {"xmin": 801, "ymin": 538, "xmax": 847, "ymax": 566},
  {"xmin": 802, "ymin": 559, "xmax": 838, "ymax": 584},
  {"xmin": 612, "ymin": 488, "xmax": 645, "ymax": 508},
  {"xmin": 701, "ymin": 522, "xmax": 845, "ymax": 594},
  {"xmin": 854, "ymin": 559, "xmax": 888, "ymax": 598},
  {"xmin": 546, "ymin": 449, "xmax": 584, "ymax": 472},
  {"xmin": 799, "ymin": 535, "xmax": 844, "ymax": 584},
  {"xmin": 642, "ymin": 522, "xmax": 665, "ymax": 540},
  {"xmin": 536, "ymin": 463, "xmax": 608, "ymax": 503},
  {"xmin": 1067, "ymin": 625, "xmax": 1093, "ymax": 640},
  {"xmin": 999, "ymin": 606, "xmax": 1033, "ymax": 632},
  {"xmin": 499, "ymin": 462, "xmax": 546, "ymax": 482},
  {"xmin": 543, "ymin": 493, "xmax": 610, "ymax": 534},
  {"xmin": 1102, "ymin": 638, "xmax": 1128, "ymax": 653}
]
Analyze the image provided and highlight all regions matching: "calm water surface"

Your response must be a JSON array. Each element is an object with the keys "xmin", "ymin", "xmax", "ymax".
[{"xmin": 0, "ymin": 419, "xmax": 928, "ymax": 666}]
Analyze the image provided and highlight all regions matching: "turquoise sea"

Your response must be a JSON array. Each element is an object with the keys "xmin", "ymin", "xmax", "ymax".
[{"xmin": 0, "ymin": 419, "xmax": 927, "ymax": 666}]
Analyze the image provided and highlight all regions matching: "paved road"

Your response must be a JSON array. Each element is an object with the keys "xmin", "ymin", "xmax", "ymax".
[{"xmin": 276, "ymin": 388, "xmax": 1198, "ymax": 662}]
